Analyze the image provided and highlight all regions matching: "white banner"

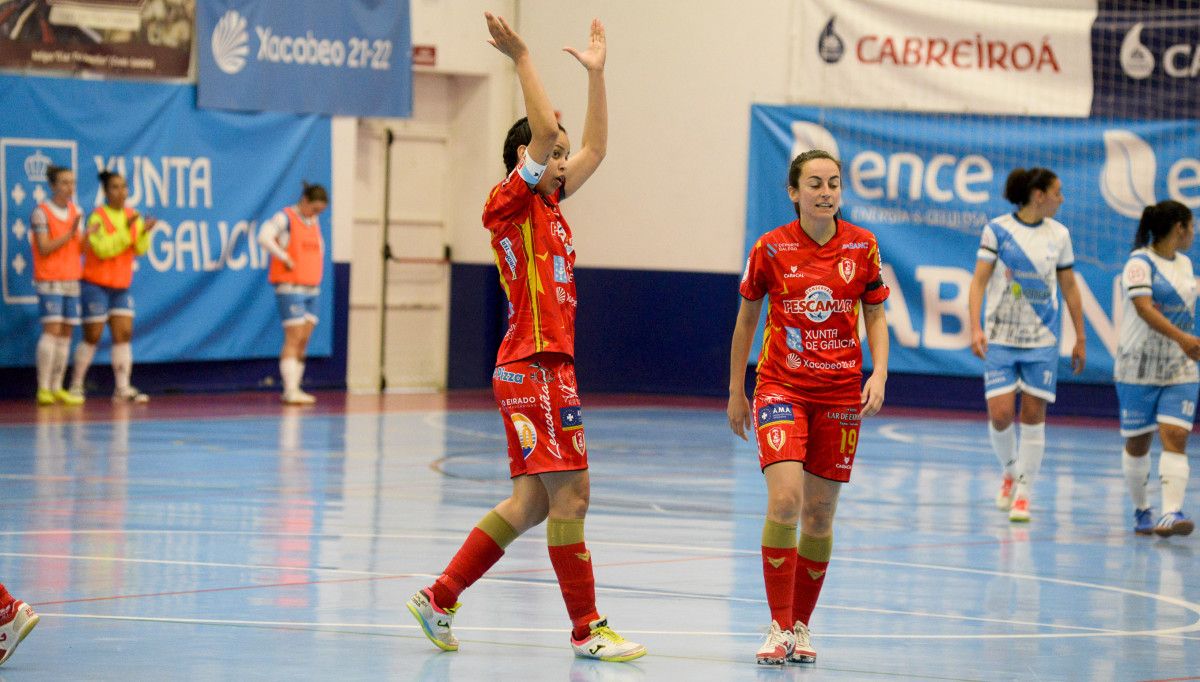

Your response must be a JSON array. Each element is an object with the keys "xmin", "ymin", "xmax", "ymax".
[{"xmin": 792, "ymin": 0, "xmax": 1097, "ymax": 117}]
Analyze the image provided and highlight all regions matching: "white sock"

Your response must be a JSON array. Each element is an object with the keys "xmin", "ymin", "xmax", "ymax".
[
  {"xmin": 298, "ymin": 361, "xmax": 307, "ymax": 391},
  {"xmin": 71, "ymin": 341, "xmax": 97, "ymax": 392},
  {"xmin": 1016, "ymin": 422, "xmax": 1046, "ymax": 494},
  {"xmin": 1122, "ymin": 449, "xmax": 1151, "ymax": 510},
  {"xmin": 36, "ymin": 333, "xmax": 55, "ymax": 391},
  {"xmin": 51, "ymin": 335, "xmax": 71, "ymax": 391},
  {"xmin": 111, "ymin": 342, "xmax": 133, "ymax": 392},
  {"xmin": 280, "ymin": 357, "xmax": 301, "ymax": 393},
  {"xmin": 988, "ymin": 423, "xmax": 1017, "ymax": 478},
  {"xmin": 1159, "ymin": 451, "xmax": 1190, "ymax": 514}
]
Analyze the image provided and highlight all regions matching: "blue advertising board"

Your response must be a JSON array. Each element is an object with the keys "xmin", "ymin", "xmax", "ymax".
[
  {"xmin": 0, "ymin": 74, "xmax": 332, "ymax": 367},
  {"xmin": 746, "ymin": 104, "xmax": 1200, "ymax": 384},
  {"xmin": 197, "ymin": 0, "xmax": 412, "ymax": 117}
]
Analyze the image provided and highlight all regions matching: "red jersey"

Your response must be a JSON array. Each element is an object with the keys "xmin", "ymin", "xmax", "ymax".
[
  {"xmin": 483, "ymin": 165, "xmax": 577, "ymax": 365},
  {"xmin": 740, "ymin": 219, "xmax": 890, "ymax": 401}
]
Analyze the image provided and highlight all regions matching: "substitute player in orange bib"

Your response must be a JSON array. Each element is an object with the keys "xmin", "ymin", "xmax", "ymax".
[
  {"xmin": 406, "ymin": 13, "xmax": 644, "ymax": 663},
  {"xmin": 728, "ymin": 149, "xmax": 890, "ymax": 666},
  {"xmin": 257, "ymin": 183, "xmax": 329, "ymax": 405},
  {"xmin": 29, "ymin": 165, "xmax": 85, "ymax": 406},
  {"xmin": 70, "ymin": 170, "xmax": 158, "ymax": 403}
]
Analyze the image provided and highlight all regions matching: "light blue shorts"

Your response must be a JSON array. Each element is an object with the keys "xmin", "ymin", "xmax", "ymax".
[
  {"xmin": 81, "ymin": 281, "xmax": 134, "ymax": 322},
  {"xmin": 1115, "ymin": 381, "xmax": 1199, "ymax": 437},
  {"xmin": 984, "ymin": 344, "xmax": 1058, "ymax": 403},
  {"xmin": 276, "ymin": 291, "xmax": 319, "ymax": 327},
  {"xmin": 38, "ymin": 291, "xmax": 81, "ymax": 324}
]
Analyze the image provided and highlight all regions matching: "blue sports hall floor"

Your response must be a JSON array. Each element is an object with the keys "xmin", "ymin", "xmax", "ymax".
[{"xmin": 0, "ymin": 390, "xmax": 1196, "ymax": 681}]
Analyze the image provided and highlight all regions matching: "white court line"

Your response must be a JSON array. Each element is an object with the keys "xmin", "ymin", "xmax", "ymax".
[
  {"xmin": 3, "ymin": 529, "xmax": 1199, "ymax": 641},
  {"xmin": 30, "ymin": 613, "xmax": 1199, "ymax": 641}
]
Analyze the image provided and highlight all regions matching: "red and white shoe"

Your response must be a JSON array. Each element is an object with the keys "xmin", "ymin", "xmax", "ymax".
[
  {"xmin": 755, "ymin": 620, "xmax": 794, "ymax": 665},
  {"xmin": 788, "ymin": 621, "xmax": 817, "ymax": 664},
  {"xmin": 0, "ymin": 600, "xmax": 39, "ymax": 666},
  {"xmin": 1009, "ymin": 495, "xmax": 1031, "ymax": 523},
  {"xmin": 995, "ymin": 475, "xmax": 1016, "ymax": 510}
]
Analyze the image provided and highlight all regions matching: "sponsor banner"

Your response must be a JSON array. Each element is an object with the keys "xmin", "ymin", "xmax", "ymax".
[
  {"xmin": 794, "ymin": 0, "xmax": 1096, "ymax": 117},
  {"xmin": 0, "ymin": 74, "xmax": 331, "ymax": 367},
  {"xmin": 197, "ymin": 0, "xmax": 412, "ymax": 117},
  {"xmin": 0, "ymin": 0, "xmax": 193, "ymax": 78},
  {"xmin": 746, "ymin": 104, "xmax": 1200, "ymax": 384},
  {"xmin": 1090, "ymin": 4, "xmax": 1200, "ymax": 118}
]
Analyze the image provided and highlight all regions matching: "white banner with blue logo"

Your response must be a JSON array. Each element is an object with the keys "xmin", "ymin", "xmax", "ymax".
[
  {"xmin": 197, "ymin": 0, "xmax": 412, "ymax": 117},
  {"xmin": 0, "ymin": 74, "xmax": 332, "ymax": 367},
  {"xmin": 746, "ymin": 104, "xmax": 1200, "ymax": 384}
]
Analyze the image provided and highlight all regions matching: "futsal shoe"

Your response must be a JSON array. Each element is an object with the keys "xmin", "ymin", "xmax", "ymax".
[
  {"xmin": 1133, "ymin": 508, "xmax": 1156, "ymax": 535},
  {"xmin": 112, "ymin": 386, "xmax": 149, "ymax": 403},
  {"xmin": 788, "ymin": 621, "xmax": 816, "ymax": 664},
  {"xmin": 995, "ymin": 475, "xmax": 1016, "ymax": 510},
  {"xmin": 571, "ymin": 617, "xmax": 646, "ymax": 662},
  {"xmin": 0, "ymin": 600, "xmax": 39, "ymax": 666},
  {"xmin": 406, "ymin": 588, "xmax": 459, "ymax": 651},
  {"xmin": 53, "ymin": 388, "xmax": 83, "ymax": 406},
  {"xmin": 1009, "ymin": 496, "xmax": 1031, "ymax": 523},
  {"xmin": 281, "ymin": 390, "xmax": 316, "ymax": 405},
  {"xmin": 755, "ymin": 620, "xmax": 794, "ymax": 665},
  {"xmin": 1154, "ymin": 511, "xmax": 1194, "ymax": 537},
  {"xmin": 35, "ymin": 389, "xmax": 55, "ymax": 406}
]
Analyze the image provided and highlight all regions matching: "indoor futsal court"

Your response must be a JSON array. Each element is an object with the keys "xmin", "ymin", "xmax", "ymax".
[{"xmin": 0, "ymin": 393, "xmax": 1196, "ymax": 680}]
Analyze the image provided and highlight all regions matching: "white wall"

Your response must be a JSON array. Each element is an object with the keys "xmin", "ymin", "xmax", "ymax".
[
  {"xmin": 510, "ymin": 0, "xmax": 794, "ymax": 273},
  {"xmin": 385, "ymin": 0, "xmax": 795, "ymax": 274}
]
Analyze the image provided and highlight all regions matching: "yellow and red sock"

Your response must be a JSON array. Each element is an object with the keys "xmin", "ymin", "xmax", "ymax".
[
  {"xmin": 792, "ymin": 532, "xmax": 832, "ymax": 627},
  {"xmin": 761, "ymin": 519, "xmax": 798, "ymax": 627},
  {"xmin": 430, "ymin": 510, "xmax": 518, "ymax": 609},
  {"xmin": 547, "ymin": 518, "xmax": 600, "ymax": 640}
]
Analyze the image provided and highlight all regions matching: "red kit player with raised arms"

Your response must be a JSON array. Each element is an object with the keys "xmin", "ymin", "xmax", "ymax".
[
  {"xmin": 406, "ymin": 12, "xmax": 645, "ymax": 663},
  {"xmin": 728, "ymin": 149, "xmax": 891, "ymax": 666}
]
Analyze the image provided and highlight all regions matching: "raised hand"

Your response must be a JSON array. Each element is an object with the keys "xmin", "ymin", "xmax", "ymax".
[
  {"xmin": 563, "ymin": 18, "xmax": 606, "ymax": 71},
  {"xmin": 484, "ymin": 12, "xmax": 528, "ymax": 61}
]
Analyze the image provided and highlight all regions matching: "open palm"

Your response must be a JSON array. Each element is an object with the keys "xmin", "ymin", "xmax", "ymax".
[{"xmin": 564, "ymin": 19, "xmax": 606, "ymax": 70}]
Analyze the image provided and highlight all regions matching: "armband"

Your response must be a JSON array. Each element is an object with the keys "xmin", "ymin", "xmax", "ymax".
[{"xmin": 517, "ymin": 150, "xmax": 548, "ymax": 186}]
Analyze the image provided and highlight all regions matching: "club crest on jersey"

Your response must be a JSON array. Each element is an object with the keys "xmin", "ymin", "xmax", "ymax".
[
  {"xmin": 572, "ymin": 430, "xmax": 586, "ymax": 455},
  {"xmin": 767, "ymin": 428, "xmax": 786, "ymax": 451},
  {"xmin": 838, "ymin": 258, "xmax": 856, "ymax": 283},
  {"xmin": 757, "ymin": 403, "xmax": 794, "ymax": 428},
  {"xmin": 511, "ymin": 413, "xmax": 538, "ymax": 458}
]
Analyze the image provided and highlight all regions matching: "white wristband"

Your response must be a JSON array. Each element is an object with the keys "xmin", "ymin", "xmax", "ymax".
[{"xmin": 517, "ymin": 150, "xmax": 547, "ymax": 185}]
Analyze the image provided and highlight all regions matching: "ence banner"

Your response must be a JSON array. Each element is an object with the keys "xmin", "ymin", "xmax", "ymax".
[
  {"xmin": 746, "ymin": 104, "xmax": 1200, "ymax": 384},
  {"xmin": 793, "ymin": 0, "xmax": 1096, "ymax": 117},
  {"xmin": 0, "ymin": 0, "xmax": 193, "ymax": 78},
  {"xmin": 197, "ymin": 0, "xmax": 412, "ymax": 117},
  {"xmin": 0, "ymin": 74, "xmax": 332, "ymax": 367}
]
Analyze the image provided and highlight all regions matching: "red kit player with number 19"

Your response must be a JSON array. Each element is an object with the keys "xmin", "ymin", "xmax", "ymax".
[
  {"xmin": 405, "ymin": 12, "xmax": 645, "ymax": 664},
  {"xmin": 728, "ymin": 150, "xmax": 890, "ymax": 666}
]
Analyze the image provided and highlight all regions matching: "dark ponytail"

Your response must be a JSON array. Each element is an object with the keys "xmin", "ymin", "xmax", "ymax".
[
  {"xmin": 1003, "ymin": 167, "xmax": 1057, "ymax": 207},
  {"xmin": 1134, "ymin": 199, "xmax": 1193, "ymax": 249},
  {"xmin": 300, "ymin": 181, "xmax": 329, "ymax": 203},
  {"xmin": 97, "ymin": 169, "xmax": 120, "ymax": 190}
]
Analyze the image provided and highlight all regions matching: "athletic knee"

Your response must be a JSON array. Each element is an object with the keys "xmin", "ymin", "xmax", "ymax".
[
  {"xmin": 800, "ymin": 499, "xmax": 835, "ymax": 535},
  {"xmin": 766, "ymin": 488, "xmax": 802, "ymax": 523}
]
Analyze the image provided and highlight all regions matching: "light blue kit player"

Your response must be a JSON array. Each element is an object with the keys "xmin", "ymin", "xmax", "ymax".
[
  {"xmin": 1115, "ymin": 200, "xmax": 1200, "ymax": 538},
  {"xmin": 968, "ymin": 168, "xmax": 1087, "ymax": 523}
]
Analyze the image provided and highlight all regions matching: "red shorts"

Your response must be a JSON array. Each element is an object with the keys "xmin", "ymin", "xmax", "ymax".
[
  {"xmin": 493, "ymin": 353, "xmax": 588, "ymax": 478},
  {"xmin": 753, "ymin": 392, "xmax": 861, "ymax": 482}
]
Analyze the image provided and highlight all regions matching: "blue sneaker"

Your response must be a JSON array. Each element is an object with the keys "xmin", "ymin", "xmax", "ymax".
[
  {"xmin": 1134, "ymin": 508, "xmax": 1155, "ymax": 535},
  {"xmin": 1154, "ymin": 511, "xmax": 1195, "ymax": 537}
]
